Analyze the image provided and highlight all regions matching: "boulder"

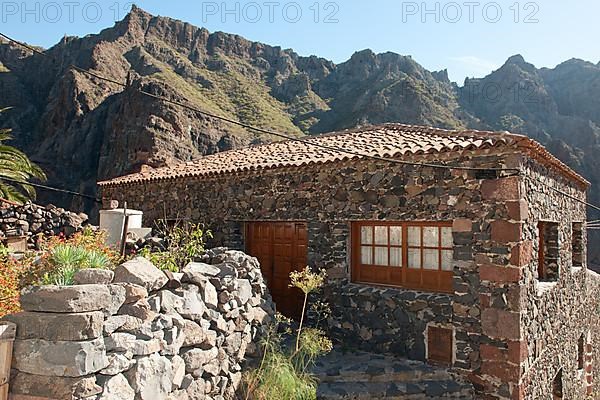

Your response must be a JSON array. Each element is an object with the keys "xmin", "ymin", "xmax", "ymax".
[
  {"xmin": 113, "ymin": 257, "xmax": 168, "ymax": 292},
  {"xmin": 173, "ymin": 285, "xmax": 205, "ymax": 320},
  {"xmin": 20, "ymin": 285, "xmax": 113, "ymax": 313},
  {"xmin": 236, "ymin": 279, "xmax": 253, "ymax": 305},
  {"xmin": 12, "ymin": 338, "xmax": 109, "ymax": 377},
  {"xmin": 159, "ymin": 290, "xmax": 184, "ymax": 314},
  {"xmin": 104, "ymin": 315, "xmax": 143, "ymax": 335},
  {"xmin": 181, "ymin": 320, "xmax": 206, "ymax": 348},
  {"xmin": 105, "ymin": 332, "xmax": 137, "ymax": 352},
  {"xmin": 125, "ymin": 353, "xmax": 173, "ymax": 400},
  {"xmin": 73, "ymin": 268, "xmax": 115, "ymax": 285},
  {"xmin": 97, "ymin": 373, "xmax": 135, "ymax": 400},
  {"xmin": 171, "ymin": 355, "xmax": 186, "ymax": 390},
  {"xmin": 2, "ymin": 311, "xmax": 103, "ymax": 341},
  {"xmin": 200, "ymin": 280, "xmax": 218, "ymax": 309},
  {"xmin": 106, "ymin": 284, "xmax": 128, "ymax": 316},
  {"xmin": 118, "ymin": 299, "xmax": 158, "ymax": 322},
  {"xmin": 100, "ymin": 352, "xmax": 136, "ymax": 375},
  {"xmin": 9, "ymin": 371, "xmax": 102, "ymax": 399},
  {"xmin": 182, "ymin": 262, "xmax": 221, "ymax": 283},
  {"xmin": 132, "ymin": 338, "xmax": 162, "ymax": 356},
  {"xmin": 117, "ymin": 283, "xmax": 149, "ymax": 304},
  {"xmin": 181, "ymin": 347, "xmax": 218, "ymax": 373}
]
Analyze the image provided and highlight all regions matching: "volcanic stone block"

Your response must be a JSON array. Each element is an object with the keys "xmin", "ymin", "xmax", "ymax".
[
  {"xmin": 124, "ymin": 353, "xmax": 172, "ymax": 400},
  {"xmin": 12, "ymin": 338, "xmax": 108, "ymax": 377},
  {"xmin": 20, "ymin": 285, "xmax": 113, "ymax": 313},
  {"xmin": 73, "ymin": 268, "xmax": 115, "ymax": 285},
  {"xmin": 9, "ymin": 371, "xmax": 101, "ymax": 399},
  {"xmin": 2, "ymin": 311, "xmax": 104, "ymax": 341},
  {"xmin": 113, "ymin": 257, "xmax": 168, "ymax": 292}
]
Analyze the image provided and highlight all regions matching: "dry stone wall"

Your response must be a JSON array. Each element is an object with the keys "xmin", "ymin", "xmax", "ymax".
[
  {"xmin": 2, "ymin": 248, "xmax": 274, "ymax": 400},
  {"xmin": 0, "ymin": 202, "xmax": 88, "ymax": 244}
]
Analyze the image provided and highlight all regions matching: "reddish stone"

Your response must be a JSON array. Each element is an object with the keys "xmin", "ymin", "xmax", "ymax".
[
  {"xmin": 506, "ymin": 200, "xmax": 529, "ymax": 221},
  {"xmin": 481, "ymin": 176, "xmax": 521, "ymax": 201},
  {"xmin": 508, "ymin": 340, "xmax": 528, "ymax": 363},
  {"xmin": 506, "ymin": 286, "xmax": 525, "ymax": 312},
  {"xmin": 481, "ymin": 360, "xmax": 519, "ymax": 382},
  {"xmin": 479, "ymin": 294, "xmax": 491, "ymax": 308},
  {"xmin": 453, "ymin": 218, "xmax": 473, "ymax": 232},
  {"xmin": 510, "ymin": 240, "xmax": 533, "ymax": 267},
  {"xmin": 482, "ymin": 308, "xmax": 521, "ymax": 340},
  {"xmin": 475, "ymin": 253, "xmax": 491, "ymax": 265},
  {"xmin": 480, "ymin": 344, "xmax": 507, "ymax": 362},
  {"xmin": 479, "ymin": 264, "xmax": 522, "ymax": 283},
  {"xmin": 491, "ymin": 221, "xmax": 522, "ymax": 244}
]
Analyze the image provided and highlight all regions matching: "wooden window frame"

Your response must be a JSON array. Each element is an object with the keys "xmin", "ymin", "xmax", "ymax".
[{"xmin": 351, "ymin": 221, "xmax": 454, "ymax": 293}]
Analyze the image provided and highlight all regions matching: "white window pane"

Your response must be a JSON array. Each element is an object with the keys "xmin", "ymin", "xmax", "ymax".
[
  {"xmin": 441, "ymin": 250, "xmax": 453, "ymax": 271},
  {"xmin": 374, "ymin": 247, "xmax": 388, "ymax": 266},
  {"xmin": 390, "ymin": 248, "xmax": 402, "ymax": 267},
  {"xmin": 441, "ymin": 227, "xmax": 453, "ymax": 248},
  {"xmin": 423, "ymin": 249, "xmax": 439, "ymax": 270},
  {"xmin": 408, "ymin": 226, "xmax": 421, "ymax": 246},
  {"xmin": 390, "ymin": 226, "xmax": 402, "ymax": 245},
  {"xmin": 361, "ymin": 226, "xmax": 373, "ymax": 244},
  {"xmin": 361, "ymin": 246, "xmax": 372, "ymax": 264},
  {"xmin": 374, "ymin": 226, "xmax": 388, "ymax": 245},
  {"xmin": 423, "ymin": 226, "xmax": 439, "ymax": 247},
  {"xmin": 408, "ymin": 249, "xmax": 421, "ymax": 269}
]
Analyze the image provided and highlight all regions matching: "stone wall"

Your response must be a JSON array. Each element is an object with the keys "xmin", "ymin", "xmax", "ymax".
[
  {"xmin": 100, "ymin": 148, "xmax": 597, "ymax": 399},
  {"xmin": 516, "ymin": 159, "xmax": 599, "ymax": 399},
  {"xmin": 0, "ymin": 202, "xmax": 88, "ymax": 245},
  {"xmin": 2, "ymin": 248, "xmax": 274, "ymax": 400}
]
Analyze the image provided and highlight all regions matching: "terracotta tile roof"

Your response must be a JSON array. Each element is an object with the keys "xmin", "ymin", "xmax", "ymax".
[{"xmin": 98, "ymin": 123, "xmax": 589, "ymax": 188}]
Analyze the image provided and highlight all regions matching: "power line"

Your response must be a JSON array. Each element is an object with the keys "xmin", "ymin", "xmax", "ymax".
[
  {"xmin": 1, "ymin": 177, "xmax": 100, "ymax": 202},
  {"xmin": 0, "ymin": 31, "xmax": 519, "ymax": 174},
  {"xmin": 5, "ymin": 31, "xmax": 600, "ymax": 215}
]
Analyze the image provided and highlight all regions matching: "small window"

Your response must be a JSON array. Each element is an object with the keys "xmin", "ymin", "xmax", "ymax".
[
  {"xmin": 552, "ymin": 369, "xmax": 563, "ymax": 399},
  {"xmin": 538, "ymin": 221, "xmax": 559, "ymax": 281},
  {"xmin": 578, "ymin": 334, "xmax": 585, "ymax": 370},
  {"xmin": 427, "ymin": 326, "xmax": 453, "ymax": 366},
  {"xmin": 572, "ymin": 223, "xmax": 584, "ymax": 267},
  {"xmin": 352, "ymin": 222, "xmax": 453, "ymax": 292}
]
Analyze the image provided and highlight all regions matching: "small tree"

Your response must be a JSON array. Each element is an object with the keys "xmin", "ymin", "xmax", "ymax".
[
  {"xmin": 0, "ymin": 108, "xmax": 46, "ymax": 203},
  {"xmin": 242, "ymin": 267, "xmax": 332, "ymax": 400}
]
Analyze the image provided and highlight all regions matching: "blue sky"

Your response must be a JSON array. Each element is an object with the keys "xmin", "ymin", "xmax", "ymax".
[{"xmin": 1, "ymin": 0, "xmax": 599, "ymax": 83}]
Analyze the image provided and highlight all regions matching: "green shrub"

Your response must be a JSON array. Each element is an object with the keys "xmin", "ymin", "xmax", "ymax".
[
  {"xmin": 242, "ymin": 267, "xmax": 332, "ymax": 400},
  {"xmin": 139, "ymin": 221, "xmax": 212, "ymax": 272}
]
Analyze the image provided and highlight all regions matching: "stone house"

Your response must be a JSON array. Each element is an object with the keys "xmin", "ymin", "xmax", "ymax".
[{"xmin": 99, "ymin": 124, "xmax": 600, "ymax": 399}]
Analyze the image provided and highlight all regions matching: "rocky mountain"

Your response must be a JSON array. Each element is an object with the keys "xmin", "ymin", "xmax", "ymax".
[{"xmin": 1, "ymin": 6, "xmax": 599, "ymax": 263}]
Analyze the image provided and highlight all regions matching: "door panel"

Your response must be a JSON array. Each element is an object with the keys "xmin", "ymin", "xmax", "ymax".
[{"xmin": 246, "ymin": 222, "xmax": 307, "ymax": 319}]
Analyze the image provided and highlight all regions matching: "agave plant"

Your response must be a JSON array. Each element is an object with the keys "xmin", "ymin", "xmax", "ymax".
[
  {"xmin": 0, "ymin": 108, "xmax": 46, "ymax": 203},
  {"xmin": 84, "ymin": 250, "xmax": 111, "ymax": 269}
]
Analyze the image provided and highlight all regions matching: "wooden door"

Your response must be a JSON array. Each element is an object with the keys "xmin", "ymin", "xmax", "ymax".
[{"xmin": 246, "ymin": 222, "xmax": 307, "ymax": 319}]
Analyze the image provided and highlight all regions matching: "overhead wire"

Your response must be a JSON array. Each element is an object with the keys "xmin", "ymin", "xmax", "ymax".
[{"xmin": 4, "ymin": 31, "xmax": 600, "ymax": 217}]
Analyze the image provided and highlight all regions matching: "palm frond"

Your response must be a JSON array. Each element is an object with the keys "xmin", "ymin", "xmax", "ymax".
[{"xmin": 0, "ymin": 108, "xmax": 46, "ymax": 203}]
